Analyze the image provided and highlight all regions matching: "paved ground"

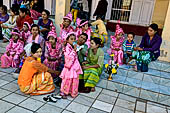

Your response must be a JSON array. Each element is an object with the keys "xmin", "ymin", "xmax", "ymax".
[{"xmin": 0, "ymin": 23, "xmax": 170, "ymax": 112}]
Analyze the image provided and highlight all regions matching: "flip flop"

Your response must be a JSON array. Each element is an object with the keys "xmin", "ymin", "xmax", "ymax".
[
  {"xmin": 43, "ymin": 95, "xmax": 57, "ymax": 103},
  {"xmin": 51, "ymin": 94, "xmax": 62, "ymax": 99}
]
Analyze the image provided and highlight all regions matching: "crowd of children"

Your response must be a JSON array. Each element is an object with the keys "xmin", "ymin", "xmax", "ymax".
[{"xmin": 0, "ymin": 1, "xmax": 138, "ymax": 99}]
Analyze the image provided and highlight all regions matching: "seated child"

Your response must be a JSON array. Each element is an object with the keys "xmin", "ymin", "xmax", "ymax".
[
  {"xmin": 20, "ymin": 22, "xmax": 31, "ymax": 43},
  {"xmin": 76, "ymin": 19, "xmax": 92, "ymax": 48},
  {"xmin": 91, "ymin": 15, "xmax": 108, "ymax": 44},
  {"xmin": 108, "ymin": 23, "xmax": 124, "ymax": 65},
  {"xmin": 1, "ymin": 28, "xmax": 24, "ymax": 68},
  {"xmin": 123, "ymin": 32, "xmax": 136, "ymax": 64},
  {"xmin": 43, "ymin": 31, "xmax": 62, "ymax": 78},
  {"xmin": 59, "ymin": 12, "xmax": 74, "ymax": 43}
]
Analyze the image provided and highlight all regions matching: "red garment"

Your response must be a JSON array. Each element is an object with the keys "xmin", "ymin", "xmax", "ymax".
[{"xmin": 16, "ymin": 15, "xmax": 34, "ymax": 30}]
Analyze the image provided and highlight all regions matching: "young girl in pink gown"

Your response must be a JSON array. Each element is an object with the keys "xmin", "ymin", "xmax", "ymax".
[
  {"xmin": 43, "ymin": 31, "xmax": 62, "ymax": 77},
  {"xmin": 59, "ymin": 12, "xmax": 74, "ymax": 43},
  {"xmin": 1, "ymin": 29, "xmax": 24, "ymax": 68},
  {"xmin": 76, "ymin": 19, "xmax": 92, "ymax": 48},
  {"xmin": 20, "ymin": 22, "xmax": 31, "ymax": 43},
  {"xmin": 60, "ymin": 32, "xmax": 83, "ymax": 98},
  {"xmin": 108, "ymin": 23, "xmax": 125, "ymax": 65}
]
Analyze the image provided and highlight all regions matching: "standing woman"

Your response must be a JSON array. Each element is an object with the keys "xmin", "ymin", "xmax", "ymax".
[
  {"xmin": 81, "ymin": 37, "xmax": 104, "ymax": 92},
  {"xmin": 133, "ymin": 23, "xmax": 162, "ymax": 72},
  {"xmin": 38, "ymin": 9, "xmax": 52, "ymax": 40}
]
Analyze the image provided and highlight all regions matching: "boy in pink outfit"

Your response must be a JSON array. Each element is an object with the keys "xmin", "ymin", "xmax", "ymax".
[
  {"xmin": 43, "ymin": 31, "xmax": 62, "ymax": 77},
  {"xmin": 1, "ymin": 29, "xmax": 24, "ymax": 68},
  {"xmin": 60, "ymin": 32, "xmax": 83, "ymax": 98},
  {"xmin": 108, "ymin": 23, "xmax": 125, "ymax": 65},
  {"xmin": 59, "ymin": 12, "xmax": 74, "ymax": 43},
  {"xmin": 76, "ymin": 19, "xmax": 92, "ymax": 48}
]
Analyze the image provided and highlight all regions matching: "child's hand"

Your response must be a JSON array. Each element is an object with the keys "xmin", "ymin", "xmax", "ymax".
[
  {"xmin": 74, "ymin": 44, "xmax": 77, "ymax": 51},
  {"xmin": 114, "ymin": 48, "xmax": 120, "ymax": 51},
  {"xmin": 6, "ymin": 51, "xmax": 10, "ymax": 56},
  {"xmin": 82, "ymin": 66, "xmax": 89, "ymax": 69}
]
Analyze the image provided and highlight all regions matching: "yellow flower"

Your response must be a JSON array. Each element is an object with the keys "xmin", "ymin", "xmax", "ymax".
[
  {"xmin": 37, "ymin": 58, "xmax": 41, "ymax": 62},
  {"xmin": 110, "ymin": 54, "xmax": 115, "ymax": 57},
  {"xmin": 105, "ymin": 64, "xmax": 109, "ymax": 68},
  {"xmin": 112, "ymin": 68, "xmax": 117, "ymax": 74}
]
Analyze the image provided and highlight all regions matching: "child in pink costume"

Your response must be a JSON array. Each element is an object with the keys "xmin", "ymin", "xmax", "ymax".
[
  {"xmin": 43, "ymin": 31, "xmax": 62, "ymax": 76},
  {"xmin": 59, "ymin": 12, "xmax": 74, "ymax": 43},
  {"xmin": 60, "ymin": 32, "xmax": 83, "ymax": 98},
  {"xmin": 109, "ymin": 23, "xmax": 125, "ymax": 65},
  {"xmin": 76, "ymin": 19, "xmax": 92, "ymax": 48},
  {"xmin": 20, "ymin": 22, "xmax": 31, "ymax": 43},
  {"xmin": 1, "ymin": 29, "xmax": 24, "ymax": 68}
]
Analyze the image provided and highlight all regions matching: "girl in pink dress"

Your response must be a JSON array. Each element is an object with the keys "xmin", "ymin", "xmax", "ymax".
[
  {"xmin": 108, "ymin": 23, "xmax": 125, "ymax": 65},
  {"xmin": 76, "ymin": 19, "xmax": 92, "ymax": 48},
  {"xmin": 1, "ymin": 29, "xmax": 24, "ymax": 68},
  {"xmin": 43, "ymin": 31, "xmax": 62, "ymax": 77},
  {"xmin": 20, "ymin": 22, "xmax": 31, "ymax": 43},
  {"xmin": 60, "ymin": 32, "xmax": 83, "ymax": 98},
  {"xmin": 59, "ymin": 12, "xmax": 74, "ymax": 43}
]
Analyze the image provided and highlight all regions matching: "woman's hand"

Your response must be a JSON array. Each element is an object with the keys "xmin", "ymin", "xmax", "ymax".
[
  {"xmin": 1, "ymin": 24, "xmax": 8, "ymax": 28},
  {"xmin": 82, "ymin": 66, "xmax": 89, "ymax": 69},
  {"xmin": 82, "ymin": 61, "xmax": 88, "ymax": 65},
  {"xmin": 74, "ymin": 44, "xmax": 77, "ymax": 51},
  {"xmin": 135, "ymin": 47, "xmax": 143, "ymax": 51}
]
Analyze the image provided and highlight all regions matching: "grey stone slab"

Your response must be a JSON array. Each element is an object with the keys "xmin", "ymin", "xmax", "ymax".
[
  {"xmin": 0, "ymin": 88, "xmax": 12, "ymax": 98},
  {"xmin": 136, "ymin": 101, "xmax": 146, "ymax": 112},
  {"xmin": 6, "ymin": 106, "xmax": 33, "ymax": 113},
  {"xmin": 3, "ymin": 93, "xmax": 28, "ymax": 104},
  {"xmin": 112, "ymin": 106, "xmax": 134, "ymax": 113},
  {"xmin": 140, "ymin": 89, "xmax": 158, "ymax": 102},
  {"xmin": 0, "ymin": 100, "xmax": 15, "ymax": 113},
  {"xmin": 80, "ymin": 87, "xmax": 102, "ymax": 98},
  {"xmin": 88, "ymin": 107, "xmax": 108, "ymax": 113},
  {"xmin": 30, "ymin": 94, "xmax": 50, "ymax": 103},
  {"xmin": 48, "ymin": 99, "xmax": 71, "ymax": 109},
  {"xmin": 74, "ymin": 95, "xmax": 95, "ymax": 106},
  {"xmin": 143, "ymin": 74, "xmax": 160, "ymax": 84},
  {"xmin": 0, "ymin": 79, "xmax": 9, "ymax": 87},
  {"xmin": 14, "ymin": 90, "xmax": 30, "ymax": 97},
  {"xmin": 107, "ymin": 81, "xmax": 124, "ymax": 92},
  {"xmin": 122, "ymin": 85, "xmax": 140, "ymax": 97},
  {"xmin": 147, "ymin": 104, "xmax": 167, "ymax": 113},
  {"xmin": 36, "ymin": 104, "xmax": 63, "ymax": 113},
  {"xmin": 101, "ymin": 89, "xmax": 119, "ymax": 97},
  {"xmin": 127, "ymin": 71, "xmax": 144, "ymax": 80},
  {"xmin": 19, "ymin": 98, "xmax": 44, "ymax": 111},
  {"xmin": 1, "ymin": 82, "xmax": 19, "ymax": 92},
  {"xmin": 96, "ymin": 79, "xmax": 107, "ymax": 89},
  {"xmin": 0, "ymin": 71, "xmax": 7, "ymax": 77},
  {"xmin": 118, "ymin": 94, "xmax": 136, "ymax": 102},
  {"xmin": 66, "ymin": 102, "xmax": 89, "ymax": 113},
  {"xmin": 0, "ymin": 75, "xmax": 15, "ymax": 82},
  {"xmin": 92, "ymin": 100, "xmax": 113, "ymax": 112},
  {"xmin": 62, "ymin": 110, "xmax": 73, "ymax": 113},
  {"xmin": 0, "ymin": 68, "xmax": 16, "ymax": 73},
  {"xmin": 97, "ymin": 93, "xmax": 116, "ymax": 104},
  {"xmin": 115, "ymin": 99, "xmax": 135, "ymax": 111}
]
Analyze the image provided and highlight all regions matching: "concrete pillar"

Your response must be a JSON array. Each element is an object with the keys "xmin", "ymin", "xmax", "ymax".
[
  {"xmin": 55, "ymin": 0, "xmax": 70, "ymax": 36},
  {"xmin": 159, "ymin": 1, "xmax": 170, "ymax": 62},
  {"xmin": 3, "ymin": 0, "xmax": 10, "ymax": 9}
]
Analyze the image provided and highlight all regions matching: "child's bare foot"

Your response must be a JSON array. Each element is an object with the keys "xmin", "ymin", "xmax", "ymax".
[
  {"xmin": 91, "ymin": 87, "xmax": 95, "ymax": 92},
  {"xmin": 60, "ymin": 93, "xmax": 67, "ymax": 99}
]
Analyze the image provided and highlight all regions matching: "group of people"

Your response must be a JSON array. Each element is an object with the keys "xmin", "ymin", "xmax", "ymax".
[{"xmin": 0, "ymin": 0, "xmax": 162, "ymax": 99}]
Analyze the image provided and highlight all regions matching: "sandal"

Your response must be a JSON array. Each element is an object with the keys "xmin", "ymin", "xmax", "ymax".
[
  {"xmin": 60, "ymin": 93, "xmax": 67, "ymax": 99},
  {"xmin": 51, "ymin": 94, "xmax": 62, "ymax": 99},
  {"xmin": 91, "ymin": 87, "xmax": 95, "ymax": 92},
  {"xmin": 43, "ymin": 95, "xmax": 57, "ymax": 103}
]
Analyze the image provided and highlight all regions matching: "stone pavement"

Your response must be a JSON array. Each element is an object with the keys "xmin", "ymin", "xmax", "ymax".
[{"xmin": 0, "ymin": 29, "xmax": 170, "ymax": 112}]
